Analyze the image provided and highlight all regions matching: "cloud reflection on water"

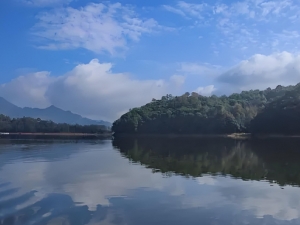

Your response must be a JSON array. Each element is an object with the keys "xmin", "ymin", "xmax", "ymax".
[{"xmin": 0, "ymin": 140, "xmax": 300, "ymax": 224}]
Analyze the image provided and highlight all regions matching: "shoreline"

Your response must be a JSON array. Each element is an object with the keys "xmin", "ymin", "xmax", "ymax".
[
  {"xmin": 0, "ymin": 132, "xmax": 112, "ymax": 139},
  {"xmin": 113, "ymin": 133, "xmax": 251, "ymax": 139},
  {"xmin": 2, "ymin": 132, "xmax": 300, "ymax": 140},
  {"xmin": 113, "ymin": 133, "xmax": 300, "ymax": 139}
]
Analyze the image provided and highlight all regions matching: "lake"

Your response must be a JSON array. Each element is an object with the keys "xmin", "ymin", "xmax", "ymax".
[{"xmin": 1, "ymin": 137, "xmax": 300, "ymax": 225}]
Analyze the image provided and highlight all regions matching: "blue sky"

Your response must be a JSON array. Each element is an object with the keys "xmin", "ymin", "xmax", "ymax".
[{"xmin": 1, "ymin": 0, "xmax": 300, "ymax": 121}]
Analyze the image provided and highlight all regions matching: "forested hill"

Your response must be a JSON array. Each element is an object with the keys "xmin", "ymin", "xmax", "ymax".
[
  {"xmin": 0, "ymin": 115, "xmax": 110, "ymax": 134},
  {"xmin": 251, "ymin": 85, "xmax": 300, "ymax": 134},
  {"xmin": 112, "ymin": 83, "xmax": 300, "ymax": 135}
]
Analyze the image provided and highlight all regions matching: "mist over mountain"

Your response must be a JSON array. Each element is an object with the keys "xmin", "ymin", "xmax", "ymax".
[{"xmin": 0, "ymin": 97, "xmax": 111, "ymax": 127}]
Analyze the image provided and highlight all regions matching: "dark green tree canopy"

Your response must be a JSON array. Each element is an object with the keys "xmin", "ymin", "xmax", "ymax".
[
  {"xmin": 112, "ymin": 83, "xmax": 300, "ymax": 135},
  {"xmin": 251, "ymin": 84, "xmax": 300, "ymax": 134}
]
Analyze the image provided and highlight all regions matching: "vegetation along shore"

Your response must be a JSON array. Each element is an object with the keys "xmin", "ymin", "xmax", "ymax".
[
  {"xmin": 2, "ymin": 82, "xmax": 300, "ymax": 139},
  {"xmin": 113, "ymin": 83, "xmax": 300, "ymax": 136}
]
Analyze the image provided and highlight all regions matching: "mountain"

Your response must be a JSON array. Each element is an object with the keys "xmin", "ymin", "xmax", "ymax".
[{"xmin": 0, "ymin": 97, "xmax": 111, "ymax": 127}]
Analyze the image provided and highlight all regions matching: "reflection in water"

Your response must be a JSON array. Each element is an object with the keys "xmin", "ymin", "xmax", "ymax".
[
  {"xmin": 0, "ymin": 138, "xmax": 300, "ymax": 224},
  {"xmin": 113, "ymin": 137, "xmax": 300, "ymax": 186}
]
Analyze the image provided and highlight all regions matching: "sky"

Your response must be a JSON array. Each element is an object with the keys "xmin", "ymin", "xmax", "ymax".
[{"xmin": 1, "ymin": 0, "xmax": 300, "ymax": 121}]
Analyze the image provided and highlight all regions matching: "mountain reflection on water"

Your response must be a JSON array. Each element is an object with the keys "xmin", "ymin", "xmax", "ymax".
[
  {"xmin": 1, "ymin": 138, "xmax": 300, "ymax": 225},
  {"xmin": 113, "ymin": 137, "xmax": 300, "ymax": 187}
]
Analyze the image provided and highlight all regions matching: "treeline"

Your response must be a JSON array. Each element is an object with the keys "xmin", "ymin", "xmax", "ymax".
[
  {"xmin": 251, "ymin": 85, "xmax": 300, "ymax": 134},
  {"xmin": 113, "ymin": 83, "xmax": 300, "ymax": 135},
  {"xmin": 0, "ymin": 115, "xmax": 110, "ymax": 134}
]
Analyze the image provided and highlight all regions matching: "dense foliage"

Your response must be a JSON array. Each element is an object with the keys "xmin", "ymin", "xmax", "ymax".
[
  {"xmin": 113, "ymin": 84, "xmax": 298, "ymax": 135},
  {"xmin": 251, "ymin": 85, "xmax": 300, "ymax": 134},
  {"xmin": 0, "ymin": 115, "xmax": 110, "ymax": 134}
]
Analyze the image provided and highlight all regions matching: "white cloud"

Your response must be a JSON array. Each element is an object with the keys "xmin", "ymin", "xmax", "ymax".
[
  {"xmin": 180, "ymin": 62, "xmax": 220, "ymax": 76},
  {"xmin": 184, "ymin": 51, "xmax": 300, "ymax": 96},
  {"xmin": 163, "ymin": 1, "xmax": 207, "ymax": 19},
  {"xmin": 2, "ymin": 52, "xmax": 300, "ymax": 122},
  {"xmin": 0, "ymin": 59, "xmax": 184, "ymax": 121},
  {"xmin": 213, "ymin": 4, "xmax": 229, "ymax": 14},
  {"xmin": 0, "ymin": 72, "xmax": 53, "ymax": 108},
  {"xmin": 260, "ymin": 0, "xmax": 292, "ymax": 16},
  {"xmin": 194, "ymin": 85, "xmax": 216, "ymax": 96},
  {"xmin": 46, "ymin": 59, "xmax": 174, "ymax": 120},
  {"xmin": 217, "ymin": 51, "xmax": 300, "ymax": 91},
  {"xmin": 167, "ymin": 0, "xmax": 296, "ymax": 20},
  {"xmin": 163, "ymin": 5, "xmax": 186, "ymax": 17},
  {"xmin": 177, "ymin": 1, "xmax": 207, "ymax": 19},
  {"xmin": 170, "ymin": 74, "xmax": 186, "ymax": 87},
  {"xmin": 32, "ymin": 3, "xmax": 162, "ymax": 55},
  {"xmin": 233, "ymin": 1, "xmax": 249, "ymax": 14},
  {"xmin": 22, "ymin": 0, "xmax": 72, "ymax": 7},
  {"xmin": 163, "ymin": 1, "xmax": 300, "ymax": 53}
]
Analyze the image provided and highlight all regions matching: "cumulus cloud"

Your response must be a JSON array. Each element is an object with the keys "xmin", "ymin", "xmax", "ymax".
[
  {"xmin": 0, "ymin": 59, "xmax": 184, "ymax": 121},
  {"xmin": 194, "ymin": 85, "xmax": 216, "ymax": 96},
  {"xmin": 172, "ymin": 52, "xmax": 300, "ymax": 96},
  {"xmin": 169, "ymin": 62, "xmax": 220, "ymax": 96},
  {"xmin": 2, "ymin": 52, "xmax": 300, "ymax": 121},
  {"xmin": 217, "ymin": 51, "xmax": 300, "ymax": 91},
  {"xmin": 32, "ymin": 2, "xmax": 162, "ymax": 55},
  {"xmin": 0, "ymin": 72, "xmax": 53, "ymax": 108},
  {"xmin": 46, "ymin": 59, "xmax": 175, "ymax": 120}
]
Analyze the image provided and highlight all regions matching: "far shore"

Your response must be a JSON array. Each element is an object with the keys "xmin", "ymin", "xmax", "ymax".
[
  {"xmin": 0, "ymin": 132, "xmax": 112, "ymax": 139},
  {"xmin": 113, "ymin": 133, "xmax": 300, "ymax": 139},
  {"xmin": 112, "ymin": 133, "xmax": 251, "ymax": 139},
  {"xmin": 2, "ymin": 132, "xmax": 300, "ymax": 140}
]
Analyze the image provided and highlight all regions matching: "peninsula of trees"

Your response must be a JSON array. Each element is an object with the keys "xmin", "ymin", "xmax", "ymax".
[{"xmin": 112, "ymin": 83, "xmax": 300, "ymax": 135}]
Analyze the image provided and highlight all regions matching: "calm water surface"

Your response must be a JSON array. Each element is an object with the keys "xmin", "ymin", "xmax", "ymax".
[{"xmin": 1, "ymin": 137, "xmax": 300, "ymax": 225}]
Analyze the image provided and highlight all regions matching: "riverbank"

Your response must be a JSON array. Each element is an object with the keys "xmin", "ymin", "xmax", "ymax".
[
  {"xmin": 0, "ymin": 132, "xmax": 112, "ymax": 139},
  {"xmin": 113, "ymin": 133, "xmax": 300, "ymax": 140},
  {"xmin": 113, "ymin": 133, "xmax": 252, "ymax": 139},
  {"xmin": 3, "ymin": 132, "xmax": 300, "ymax": 140}
]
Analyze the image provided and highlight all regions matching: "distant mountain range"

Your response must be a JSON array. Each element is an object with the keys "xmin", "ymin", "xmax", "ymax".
[{"xmin": 0, "ymin": 97, "xmax": 111, "ymax": 127}]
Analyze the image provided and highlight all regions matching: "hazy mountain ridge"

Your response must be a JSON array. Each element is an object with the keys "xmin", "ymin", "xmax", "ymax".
[{"xmin": 0, "ymin": 97, "xmax": 111, "ymax": 127}]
